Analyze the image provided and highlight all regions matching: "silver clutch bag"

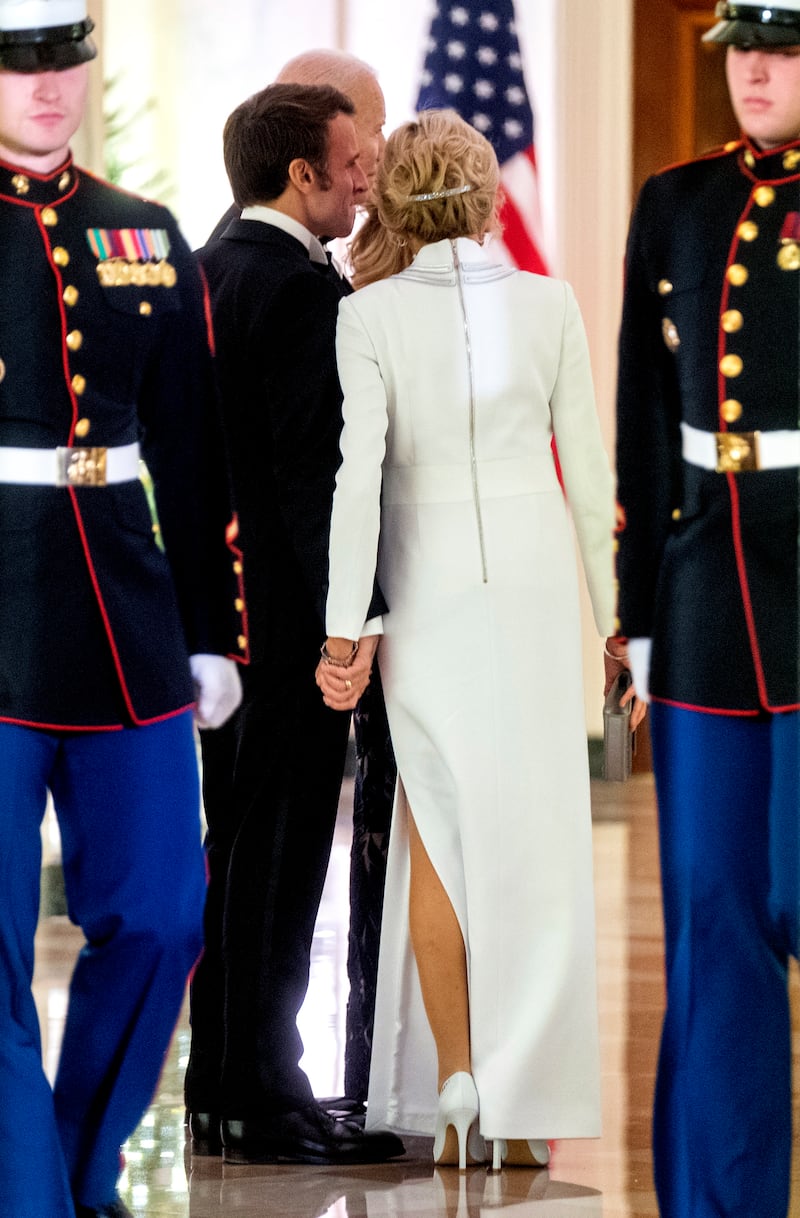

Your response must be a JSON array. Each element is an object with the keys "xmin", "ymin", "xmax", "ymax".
[{"xmin": 603, "ymin": 670, "xmax": 633, "ymax": 782}]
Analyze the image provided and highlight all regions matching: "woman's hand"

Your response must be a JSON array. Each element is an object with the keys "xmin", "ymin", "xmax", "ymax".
[
  {"xmin": 604, "ymin": 637, "xmax": 648, "ymax": 731},
  {"xmin": 316, "ymin": 635, "xmax": 380, "ymax": 710}
]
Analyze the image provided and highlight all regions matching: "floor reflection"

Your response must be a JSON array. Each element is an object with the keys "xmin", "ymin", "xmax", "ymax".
[{"xmin": 36, "ymin": 776, "xmax": 668, "ymax": 1217}]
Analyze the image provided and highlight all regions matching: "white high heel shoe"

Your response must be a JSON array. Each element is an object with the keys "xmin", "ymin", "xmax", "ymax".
[
  {"xmin": 433, "ymin": 1072, "xmax": 485, "ymax": 1170},
  {"xmin": 491, "ymin": 1137, "xmax": 550, "ymax": 1171}
]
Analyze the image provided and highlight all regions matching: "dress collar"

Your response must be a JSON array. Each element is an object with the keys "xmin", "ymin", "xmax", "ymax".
[
  {"xmin": 735, "ymin": 134, "xmax": 800, "ymax": 185},
  {"xmin": 0, "ymin": 153, "xmax": 76, "ymax": 205},
  {"xmin": 400, "ymin": 237, "xmax": 515, "ymax": 285}
]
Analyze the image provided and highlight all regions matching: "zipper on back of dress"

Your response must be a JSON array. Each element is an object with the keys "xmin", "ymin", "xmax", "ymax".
[{"xmin": 451, "ymin": 239, "xmax": 488, "ymax": 583}]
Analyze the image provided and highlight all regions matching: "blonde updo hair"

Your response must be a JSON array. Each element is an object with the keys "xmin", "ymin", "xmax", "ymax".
[{"xmin": 350, "ymin": 108, "xmax": 501, "ymax": 288}]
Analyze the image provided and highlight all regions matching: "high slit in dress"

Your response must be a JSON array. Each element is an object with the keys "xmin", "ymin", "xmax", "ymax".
[{"xmin": 325, "ymin": 237, "xmax": 616, "ymax": 1141}]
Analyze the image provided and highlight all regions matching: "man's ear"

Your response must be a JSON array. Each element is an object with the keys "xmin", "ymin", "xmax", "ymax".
[{"xmin": 288, "ymin": 157, "xmax": 315, "ymax": 194}]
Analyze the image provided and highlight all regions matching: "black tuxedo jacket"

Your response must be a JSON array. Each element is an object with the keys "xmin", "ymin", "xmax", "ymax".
[
  {"xmin": 199, "ymin": 219, "xmax": 379, "ymax": 663},
  {"xmin": 616, "ymin": 136, "xmax": 800, "ymax": 713}
]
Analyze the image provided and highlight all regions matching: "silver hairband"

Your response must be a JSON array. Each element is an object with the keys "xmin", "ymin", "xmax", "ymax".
[{"xmin": 403, "ymin": 183, "xmax": 474, "ymax": 202}]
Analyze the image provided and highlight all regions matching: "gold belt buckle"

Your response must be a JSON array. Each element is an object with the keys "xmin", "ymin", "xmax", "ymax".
[
  {"xmin": 715, "ymin": 431, "xmax": 760, "ymax": 474},
  {"xmin": 56, "ymin": 446, "xmax": 108, "ymax": 487}
]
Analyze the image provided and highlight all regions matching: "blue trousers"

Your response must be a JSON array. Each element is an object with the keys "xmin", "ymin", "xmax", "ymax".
[
  {"xmin": 650, "ymin": 703, "xmax": 800, "ymax": 1218},
  {"xmin": 0, "ymin": 714, "xmax": 206, "ymax": 1218}
]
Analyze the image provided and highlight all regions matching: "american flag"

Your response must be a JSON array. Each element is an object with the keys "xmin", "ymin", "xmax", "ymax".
[{"xmin": 416, "ymin": 0, "xmax": 549, "ymax": 274}]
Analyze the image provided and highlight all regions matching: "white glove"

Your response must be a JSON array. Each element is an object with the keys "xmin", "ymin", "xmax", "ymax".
[
  {"xmin": 627, "ymin": 638, "xmax": 652, "ymax": 705},
  {"xmin": 189, "ymin": 654, "xmax": 242, "ymax": 729}
]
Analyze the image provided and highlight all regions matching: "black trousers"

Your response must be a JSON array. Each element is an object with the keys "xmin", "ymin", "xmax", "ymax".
[{"xmin": 185, "ymin": 652, "xmax": 350, "ymax": 1117}]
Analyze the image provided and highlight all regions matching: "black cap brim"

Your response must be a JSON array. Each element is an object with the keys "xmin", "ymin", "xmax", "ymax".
[
  {"xmin": 0, "ymin": 19, "xmax": 97, "ymax": 72},
  {"xmin": 704, "ymin": 18, "xmax": 800, "ymax": 45}
]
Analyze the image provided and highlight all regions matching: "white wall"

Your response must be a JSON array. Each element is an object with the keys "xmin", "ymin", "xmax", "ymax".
[{"xmin": 100, "ymin": 0, "xmax": 632, "ymax": 734}]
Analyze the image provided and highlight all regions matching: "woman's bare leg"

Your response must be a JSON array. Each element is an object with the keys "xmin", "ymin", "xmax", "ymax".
[{"xmin": 407, "ymin": 810, "xmax": 470, "ymax": 1089}]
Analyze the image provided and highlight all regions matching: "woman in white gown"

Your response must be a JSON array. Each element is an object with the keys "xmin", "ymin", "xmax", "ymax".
[{"xmin": 317, "ymin": 110, "xmax": 616, "ymax": 1171}]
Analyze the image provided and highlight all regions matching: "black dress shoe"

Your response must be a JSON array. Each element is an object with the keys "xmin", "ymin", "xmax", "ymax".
[
  {"xmin": 75, "ymin": 1199, "xmax": 133, "ymax": 1218},
  {"xmin": 221, "ymin": 1101, "xmax": 404, "ymax": 1165},
  {"xmin": 187, "ymin": 1109, "xmax": 222, "ymax": 1156}
]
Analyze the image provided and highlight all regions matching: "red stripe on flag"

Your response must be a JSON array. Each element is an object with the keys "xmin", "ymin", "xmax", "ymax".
[{"xmin": 499, "ymin": 191, "xmax": 549, "ymax": 275}]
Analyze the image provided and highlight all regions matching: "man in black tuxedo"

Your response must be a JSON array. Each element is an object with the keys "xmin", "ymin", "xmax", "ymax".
[{"xmin": 184, "ymin": 83, "xmax": 400, "ymax": 1166}]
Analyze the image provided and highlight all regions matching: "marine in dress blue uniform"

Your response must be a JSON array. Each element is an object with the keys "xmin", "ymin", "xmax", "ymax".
[
  {"xmin": 0, "ymin": 4, "xmax": 245, "ymax": 1216},
  {"xmin": 616, "ymin": 4, "xmax": 800, "ymax": 1215}
]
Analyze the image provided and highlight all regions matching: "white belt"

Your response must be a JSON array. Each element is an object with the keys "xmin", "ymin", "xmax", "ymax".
[
  {"xmin": 680, "ymin": 422, "xmax": 800, "ymax": 473},
  {"xmin": 381, "ymin": 455, "xmax": 559, "ymax": 504},
  {"xmin": 0, "ymin": 442, "xmax": 141, "ymax": 487}
]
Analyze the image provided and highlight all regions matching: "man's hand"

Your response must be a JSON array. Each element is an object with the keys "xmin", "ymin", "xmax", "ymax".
[
  {"xmin": 604, "ymin": 637, "xmax": 648, "ymax": 731},
  {"xmin": 189, "ymin": 654, "xmax": 242, "ymax": 729},
  {"xmin": 316, "ymin": 635, "xmax": 380, "ymax": 710}
]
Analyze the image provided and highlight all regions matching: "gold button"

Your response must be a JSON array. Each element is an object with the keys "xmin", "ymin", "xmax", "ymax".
[
  {"xmin": 784, "ymin": 149, "xmax": 800, "ymax": 171},
  {"xmin": 233, "ymin": 560, "xmax": 243, "ymax": 575},
  {"xmin": 612, "ymin": 539, "xmax": 619, "ymax": 553},
  {"xmin": 744, "ymin": 149, "xmax": 756, "ymax": 168},
  {"xmin": 737, "ymin": 220, "xmax": 758, "ymax": 242},
  {"xmin": 41, "ymin": 207, "xmax": 58, "ymax": 227},
  {"xmin": 66, "ymin": 329, "xmax": 83, "ymax": 352},
  {"xmin": 724, "ymin": 140, "xmax": 739, "ymax": 152},
  {"xmin": 720, "ymin": 353, "xmax": 743, "ymax": 378},
  {"xmin": 657, "ymin": 279, "xmax": 673, "ymax": 296},
  {"xmin": 71, "ymin": 374, "xmax": 86, "ymax": 395},
  {"xmin": 237, "ymin": 634, "xmax": 248, "ymax": 650},
  {"xmin": 721, "ymin": 398, "xmax": 743, "ymax": 423},
  {"xmin": 613, "ymin": 616, "xmax": 621, "ymax": 632},
  {"xmin": 235, "ymin": 598, "xmax": 244, "ymax": 611},
  {"xmin": 139, "ymin": 301, "xmax": 152, "ymax": 317},
  {"xmin": 777, "ymin": 242, "xmax": 800, "ymax": 271},
  {"xmin": 152, "ymin": 522, "xmax": 161, "ymax": 535},
  {"xmin": 63, "ymin": 284, "xmax": 79, "ymax": 307},
  {"xmin": 0, "ymin": 358, "xmax": 5, "ymax": 383},
  {"xmin": 74, "ymin": 417, "xmax": 90, "ymax": 438},
  {"xmin": 58, "ymin": 171, "xmax": 70, "ymax": 191},
  {"xmin": 721, "ymin": 309, "xmax": 743, "ymax": 333},
  {"xmin": 672, "ymin": 508, "xmax": 682, "ymax": 521},
  {"xmin": 726, "ymin": 263, "xmax": 749, "ymax": 286},
  {"xmin": 754, "ymin": 185, "xmax": 775, "ymax": 207},
  {"xmin": 52, "ymin": 247, "xmax": 70, "ymax": 267},
  {"xmin": 11, "ymin": 173, "xmax": 29, "ymax": 196}
]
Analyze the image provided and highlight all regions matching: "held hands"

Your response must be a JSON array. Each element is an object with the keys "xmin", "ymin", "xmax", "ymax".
[
  {"xmin": 189, "ymin": 654, "xmax": 243, "ymax": 729},
  {"xmin": 316, "ymin": 635, "xmax": 380, "ymax": 711},
  {"xmin": 604, "ymin": 637, "xmax": 648, "ymax": 731}
]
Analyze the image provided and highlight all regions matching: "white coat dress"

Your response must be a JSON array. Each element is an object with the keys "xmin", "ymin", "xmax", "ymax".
[{"xmin": 325, "ymin": 237, "xmax": 616, "ymax": 1141}]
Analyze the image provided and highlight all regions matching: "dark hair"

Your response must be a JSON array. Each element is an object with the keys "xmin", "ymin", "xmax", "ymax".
[{"xmin": 223, "ymin": 82, "xmax": 355, "ymax": 207}]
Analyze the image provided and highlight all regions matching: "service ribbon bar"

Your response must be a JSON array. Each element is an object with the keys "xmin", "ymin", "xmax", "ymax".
[{"xmin": 86, "ymin": 228, "xmax": 171, "ymax": 261}]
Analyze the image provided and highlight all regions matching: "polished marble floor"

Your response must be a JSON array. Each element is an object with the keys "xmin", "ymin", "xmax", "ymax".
[{"xmin": 32, "ymin": 773, "xmax": 800, "ymax": 1217}]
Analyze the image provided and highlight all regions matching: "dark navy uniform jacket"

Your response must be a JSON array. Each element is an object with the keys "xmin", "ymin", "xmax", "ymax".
[
  {"xmin": 0, "ymin": 154, "xmax": 247, "ymax": 729},
  {"xmin": 616, "ymin": 135, "xmax": 800, "ymax": 714}
]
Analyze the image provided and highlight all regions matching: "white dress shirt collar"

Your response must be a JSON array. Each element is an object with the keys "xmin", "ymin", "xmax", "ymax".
[{"xmin": 239, "ymin": 205, "xmax": 328, "ymax": 265}]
